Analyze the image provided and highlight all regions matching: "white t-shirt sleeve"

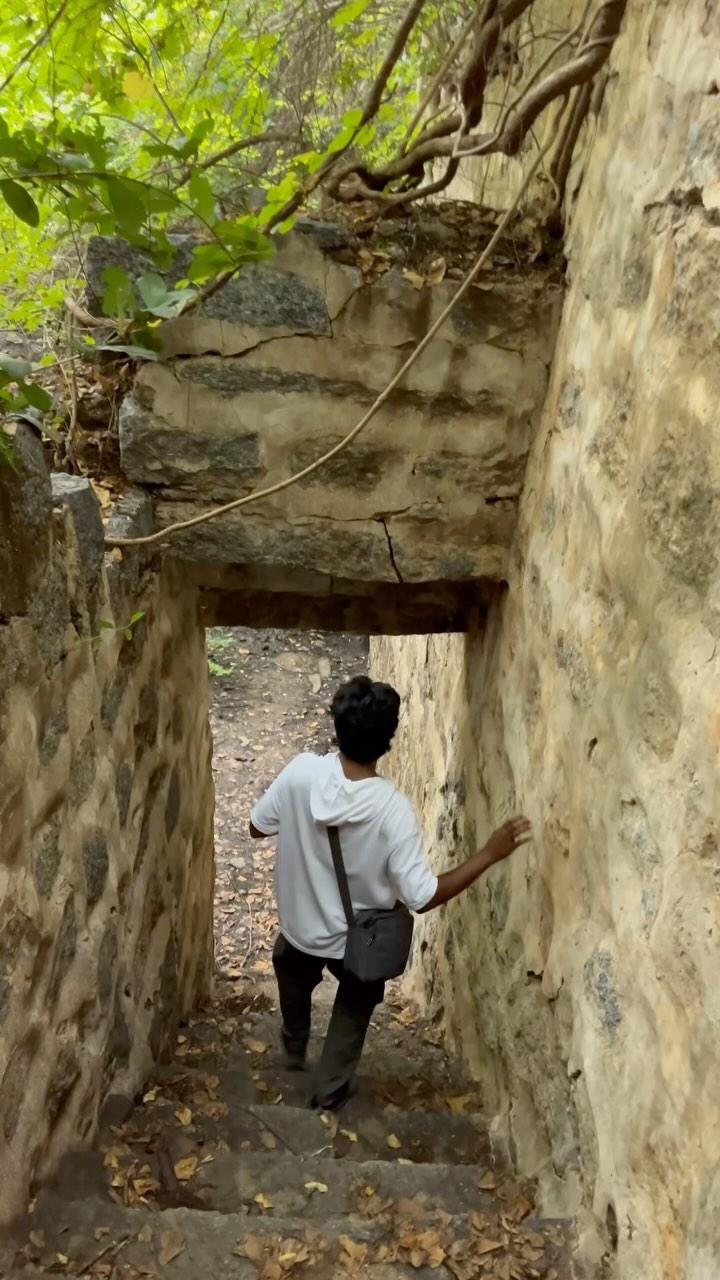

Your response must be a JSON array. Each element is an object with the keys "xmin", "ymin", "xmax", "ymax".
[
  {"xmin": 385, "ymin": 798, "xmax": 438, "ymax": 912},
  {"xmin": 250, "ymin": 761, "xmax": 293, "ymax": 836}
]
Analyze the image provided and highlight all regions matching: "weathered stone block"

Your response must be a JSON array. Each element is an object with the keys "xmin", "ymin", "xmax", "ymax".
[
  {"xmin": 50, "ymin": 474, "xmax": 105, "ymax": 588},
  {"xmin": 82, "ymin": 830, "xmax": 109, "ymax": 907},
  {"xmin": 32, "ymin": 820, "xmax": 61, "ymax": 898},
  {"xmin": 0, "ymin": 424, "xmax": 51, "ymax": 619}
]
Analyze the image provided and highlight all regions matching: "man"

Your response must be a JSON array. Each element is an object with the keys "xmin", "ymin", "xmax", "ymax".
[{"xmin": 249, "ymin": 675, "xmax": 530, "ymax": 1111}]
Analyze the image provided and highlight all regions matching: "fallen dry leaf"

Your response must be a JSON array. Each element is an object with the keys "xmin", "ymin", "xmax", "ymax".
[
  {"xmin": 338, "ymin": 1235, "xmax": 368, "ymax": 1265},
  {"xmin": 447, "ymin": 1095, "xmax": 473, "ymax": 1115},
  {"xmin": 174, "ymin": 1106, "xmax": 193, "ymax": 1127},
  {"xmin": 236, "ymin": 1235, "xmax": 265, "ymax": 1262},
  {"xmin": 173, "ymin": 1155, "xmax": 199, "ymax": 1182},
  {"xmin": 304, "ymin": 1181, "xmax": 328, "ymax": 1194},
  {"xmin": 479, "ymin": 1170, "xmax": 497, "ymax": 1191},
  {"xmin": 476, "ymin": 1237, "xmax": 504, "ymax": 1255},
  {"xmin": 260, "ymin": 1131, "xmax": 277, "ymax": 1151},
  {"xmin": 245, "ymin": 1037, "xmax": 268, "ymax": 1054},
  {"xmin": 426, "ymin": 255, "xmax": 447, "ymax": 285},
  {"xmin": 386, "ymin": 1134, "xmax": 402, "ymax": 1150},
  {"xmin": 254, "ymin": 1192, "xmax": 273, "ymax": 1209},
  {"xmin": 158, "ymin": 1229, "xmax": 186, "ymax": 1265},
  {"xmin": 402, "ymin": 268, "xmax": 426, "ymax": 290},
  {"xmin": 137, "ymin": 1223, "xmax": 153, "ymax": 1244}
]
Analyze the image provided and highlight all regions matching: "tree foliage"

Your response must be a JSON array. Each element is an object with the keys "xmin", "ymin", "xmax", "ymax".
[
  {"xmin": 0, "ymin": 0, "xmax": 625, "ymax": 450},
  {"xmin": 0, "ymin": 1, "xmax": 470, "ymax": 341}
]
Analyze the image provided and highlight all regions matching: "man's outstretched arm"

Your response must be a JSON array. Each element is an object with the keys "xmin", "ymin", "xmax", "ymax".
[{"xmin": 419, "ymin": 818, "xmax": 531, "ymax": 913}]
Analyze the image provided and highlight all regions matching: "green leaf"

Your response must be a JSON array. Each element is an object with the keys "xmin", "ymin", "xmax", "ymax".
[
  {"xmin": 341, "ymin": 107, "xmax": 364, "ymax": 129},
  {"xmin": 176, "ymin": 118, "xmax": 214, "ymax": 160},
  {"xmin": 93, "ymin": 342, "xmax": 160, "ymax": 361},
  {"xmin": 104, "ymin": 176, "xmax": 146, "ymax": 232},
  {"xmin": 187, "ymin": 241, "xmax": 234, "ymax": 282},
  {"xmin": 136, "ymin": 273, "xmax": 195, "ymax": 318},
  {"xmin": 136, "ymin": 272, "xmax": 169, "ymax": 310},
  {"xmin": 101, "ymin": 266, "xmax": 136, "ymax": 317},
  {"xmin": 55, "ymin": 152, "xmax": 94, "ymax": 171},
  {"xmin": 0, "ymin": 179, "xmax": 40, "ymax": 227},
  {"xmin": 188, "ymin": 170, "xmax": 215, "ymax": 224},
  {"xmin": 331, "ymin": 0, "xmax": 372, "ymax": 28},
  {"xmin": 0, "ymin": 354, "xmax": 33, "ymax": 380},
  {"xmin": 20, "ymin": 380, "xmax": 52, "ymax": 411},
  {"xmin": 129, "ymin": 610, "xmax": 145, "ymax": 624}
]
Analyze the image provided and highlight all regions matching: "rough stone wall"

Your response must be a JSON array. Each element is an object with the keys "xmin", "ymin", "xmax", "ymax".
[
  {"xmin": 372, "ymin": 3, "xmax": 720, "ymax": 1278},
  {"xmin": 0, "ymin": 426, "xmax": 214, "ymax": 1224},
  {"xmin": 97, "ymin": 221, "xmax": 560, "ymax": 591}
]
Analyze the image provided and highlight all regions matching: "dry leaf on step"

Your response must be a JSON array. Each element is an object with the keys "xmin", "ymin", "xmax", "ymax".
[
  {"xmin": 174, "ymin": 1106, "xmax": 193, "ymax": 1127},
  {"xmin": 304, "ymin": 1181, "xmax": 328, "ymax": 1194},
  {"xmin": 340, "ymin": 1128, "xmax": 357, "ymax": 1143},
  {"xmin": 386, "ymin": 1134, "xmax": 402, "ymax": 1150},
  {"xmin": 235, "ymin": 1235, "xmax": 265, "ymax": 1261},
  {"xmin": 260, "ymin": 1131, "xmax": 277, "ymax": 1151},
  {"xmin": 338, "ymin": 1235, "xmax": 368, "ymax": 1264},
  {"xmin": 245, "ymin": 1037, "xmax": 268, "ymax": 1054},
  {"xmin": 137, "ymin": 1223, "xmax": 153, "ymax": 1243},
  {"xmin": 254, "ymin": 1192, "xmax": 273, "ymax": 1209},
  {"xmin": 173, "ymin": 1154, "xmax": 199, "ymax": 1181},
  {"xmin": 132, "ymin": 1175, "xmax": 160, "ymax": 1198},
  {"xmin": 402, "ymin": 269, "xmax": 425, "ymax": 290},
  {"xmin": 29, "ymin": 1232, "xmax": 45, "ymax": 1250},
  {"xmin": 479, "ymin": 1170, "xmax": 497, "ymax": 1190},
  {"xmin": 426, "ymin": 256, "xmax": 447, "ymax": 285},
  {"xmin": 447, "ymin": 1095, "xmax": 473, "ymax": 1114},
  {"xmin": 475, "ymin": 1237, "xmax": 504, "ymax": 1255},
  {"xmin": 158, "ymin": 1230, "xmax": 186, "ymax": 1265}
]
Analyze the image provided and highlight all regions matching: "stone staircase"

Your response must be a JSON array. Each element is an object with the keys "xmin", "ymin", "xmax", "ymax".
[{"xmin": 2, "ymin": 977, "xmax": 577, "ymax": 1279}]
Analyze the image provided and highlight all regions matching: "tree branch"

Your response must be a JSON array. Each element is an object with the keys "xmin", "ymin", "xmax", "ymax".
[
  {"xmin": 181, "ymin": 0, "xmax": 430, "ymax": 315},
  {"xmin": 175, "ymin": 131, "xmax": 298, "ymax": 187},
  {"xmin": 329, "ymin": 0, "xmax": 626, "ymax": 205},
  {"xmin": 0, "ymin": 0, "xmax": 72, "ymax": 95}
]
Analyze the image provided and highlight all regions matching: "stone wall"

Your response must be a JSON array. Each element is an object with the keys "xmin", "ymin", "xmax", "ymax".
[
  {"xmin": 0, "ymin": 425, "xmax": 214, "ymax": 1224},
  {"xmin": 91, "ymin": 217, "xmax": 560, "ymax": 610},
  {"xmin": 372, "ymin": 3, "xmax": 720, "ymax": 1278}
]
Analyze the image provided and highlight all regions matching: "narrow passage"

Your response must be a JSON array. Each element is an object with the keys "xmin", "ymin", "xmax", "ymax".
[{"xmin": 3, "ymin": 627, "xmax": 574, "ymax": 1279}]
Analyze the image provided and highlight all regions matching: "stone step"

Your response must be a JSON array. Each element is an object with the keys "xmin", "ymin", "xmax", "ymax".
[
  {"xmin": 224, "ymin": 1102, "xmax": 498, "ymax": 1167},
  {"xmin": 140, "ymin": 1058, "xmax": 488, "ymax": 1147},
  {"xmin": 5, "ymin": 1192, "xmax": 574, "ymax": 1279},
  {"xmin": 50, "ymin": 1147, "xmax": 512, "ymax": 1217},
  {"xmin": 158, "ymin": 1150, "xmax": 510, "ymax": 1217}
]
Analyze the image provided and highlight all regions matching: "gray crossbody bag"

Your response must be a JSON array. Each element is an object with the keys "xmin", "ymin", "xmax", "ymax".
[{"xmin": 326, "ymin": 825, "xmax": 414, "ymax": 983}]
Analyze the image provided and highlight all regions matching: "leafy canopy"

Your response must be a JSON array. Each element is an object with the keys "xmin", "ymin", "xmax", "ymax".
[{"xmin": 0, "ymin": 0, "xmax": 468, "ymax": 344}]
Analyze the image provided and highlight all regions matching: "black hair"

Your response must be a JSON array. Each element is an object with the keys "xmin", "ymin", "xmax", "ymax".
[{"xmin": 330, "ymin": 676, "xmax": 401, "ymax": 765}]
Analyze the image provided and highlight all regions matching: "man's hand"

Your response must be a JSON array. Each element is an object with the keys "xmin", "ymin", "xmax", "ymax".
[
  {"xmin": 482, "ymin": 817, "xmax": 532, "ymax": 866},
  {"xmin": 419, "ymin": 816, "xmax": 533, "ymax": 912}
]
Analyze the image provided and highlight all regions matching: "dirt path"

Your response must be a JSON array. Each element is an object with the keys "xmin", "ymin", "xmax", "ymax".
[{"xmin": 209, "ymin": 627, "xmax": 368, "ymax": 981}]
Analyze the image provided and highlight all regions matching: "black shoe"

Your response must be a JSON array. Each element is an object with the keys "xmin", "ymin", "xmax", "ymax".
[
  {"xmin": 282, "ymin": 1029, "xmax": 308, "ymax": 1072},
  {"xmin": 309, "ymin": 1081, "xmax": 357, "ymax": 1112}
]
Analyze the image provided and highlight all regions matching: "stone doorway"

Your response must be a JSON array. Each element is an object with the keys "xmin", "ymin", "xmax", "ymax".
[{"xmin": 207, "ymin": 626, "xmax": 368, "ymax": 982}]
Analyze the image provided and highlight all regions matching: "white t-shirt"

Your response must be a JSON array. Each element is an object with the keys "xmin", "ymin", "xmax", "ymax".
[{"xmin": 250, "ymin": 751, "xmax": 438, "ymax": 959}]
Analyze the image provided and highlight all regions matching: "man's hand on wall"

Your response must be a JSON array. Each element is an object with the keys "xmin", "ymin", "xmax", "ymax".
[{"xmin": 483, "ymin": 818, "xmax": 532, "ymax": 866}]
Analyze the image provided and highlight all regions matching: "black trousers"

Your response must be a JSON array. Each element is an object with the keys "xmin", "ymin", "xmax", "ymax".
[{"xmin": 272, "ymin": 932, "xmax": 384, "ymax": 1108}]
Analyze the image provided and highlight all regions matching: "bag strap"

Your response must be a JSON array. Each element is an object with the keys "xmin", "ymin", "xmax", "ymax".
[{"xmin": 327, "ymin": 826, "xmax": 355, "ymax": 928}]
